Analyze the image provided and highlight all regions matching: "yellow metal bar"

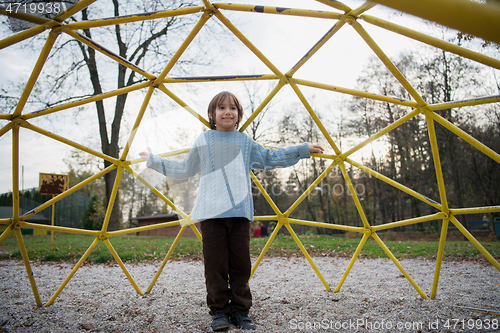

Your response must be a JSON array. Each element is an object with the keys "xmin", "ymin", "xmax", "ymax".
[
  {"xmin": 285, "ymin": 20, "xmax": 345, "ymax": 77},
  {"xmin": 350, "ymin": 20, "xmax": 425, "ymax": 105},
  {"xmin": 450, "ymin": 215, "xmax": 500, "ymax": 271},
  {"xmin": 45, "ymin": 237, "xmax": 100, "ymax": 306},
  {"xmin": 431, "ymin": 217, "xmax": 449, "ymax": 299},
  {"xmin": 64, "ymin": 30, "xmax": 155, "ymax": 81},
  {"xmin": 290, "ymin": 83, "xmax": 341, "ymax": 154},
  {"xmin": 427, "ymin": 95, "xmax": 500, "ymax": 111},
  {"xmin": 214, "ymin": 10, "xmax": 283, "ymax": 77},
  {"xmin": 253, "ymin": 215, "xmax": 279, "ymax": 221},
  {"xmin": 155, "ymin": 149, "xmax": 191, "ymax": 158},
  {"xmin": 189, "ymin": 223, "xmax": 203, "ymax": 243},
  {"xmin": 50, "ymin": 202, "xmax": 55, "ymax": 249},
  {"xmin": 120, "ymin": 86, "xmax": 155, "ymax": 160},
  {"xmin": 371, "ymin": 213, "xmax": 445, "ymax": 232},
  {"xmin": 425, "ymin": 113, "xmax": 449, "ymax": 212},
  {"xmin": 0, "ymin": 24, "xmax": 47, "ymax": 50},
  {"xmin": 13, "ymin": 31, "xmax": 58, "ymax": 117},
  {"xmin": 20, "ymin": 119, "xmax": 117, "ymax": 164},
  {"xmin": 157, "ymin": 84, "xmax": 210, "ymax": 128},
  {"xmin": 19, "ymin": 221, "xmax": 99, "ymax": 236},
  {"xmin": 349, "ymin": 1, "xmax": 377, "ymax": 17},
  {"xmin": 155, "ymin": 13, "xmax": 210, "ymax": 84},
  {"xmin": 313, "ymin": 0, "xmax": 352, "ymax": 12},
  {"xmin": 22, "ymin": 165, "xmax": 116, "ymax": 220},
  {"xmin": 130, "ymin": 148, "xmax": 191, "ymax": 166},
  {"xmin": 334, "ymin": 232, "xmax": 370, "ymax": 292},
  {"xmin": 14, "ymin": 228, "xmax": 42, "ymax": 307},
  {"xmin": 341, "ymin": 108, "xmax": 421, "ymax": 159},
  {"xmin": 24, "ymin": 82, "xmax": 151, "ymax": 120},
  {"xmin": 12, "ymin": 124, "xmax": 19, "ymax": 220},
  {"xmin": 250, "ymin": 219, "xmax": 284, "ymax": 279},
  {"xmin": 163, "ymin": 73, "xmax": 278, "ymax": 84},
  {"xmin": 287, "ymin": 21, "xmax": 346, "ymax": 77},
  {"xmin": 100, "ymin": 165, "xmax": 125, "ymax": 232},
  {"xmin": 214, "ymin": 3, "xmax": 344, "ymax": 20},
  {"xmin": 240, "ymin": 79, "xmax": 286, "ymax": 132},
  {"xmin": 361, "ymin": 15, "xmax": 500, "ymax": 71},
  {"xmin": 369, "ymin": 0, "xmax": 500, "ymax": 45},
  {"xmin": 125, "ymin": 148, "xmax": 191, "ymax": 165},
  {"xmin": 285, "ymin": 160, "xmax": 337, "ymax": 217},
  {"xmin": 338, "ymin": 161, "xmax": 370, "ymax": 229},
  {"xmin": 103, "ymin": 238, "xmax": 143, "ymax": 295},
  {"xmin": 146, "ymin": 225, "xmax": 187, "ymax": 294},
  {"xmin": 293, "ymin": 78, "xmax": 418, "ymax": 108},
  {"xmin": 65, "ymin": 6, "xmax": 204, "ymax": 29},
  {"xmin": 125, "ymin": 165, "xmax": 188, "ymax": 219},
  {"xmin": 0, "ymin": 122, "xmax": 14, "ymax": 139},
  {"xmin": 428, "ymin": 110, "xmax": 500, "ymax": 165},
  {"xmin": 53, "ymin": 0, "xmax": 97, "ymax": 22},
  {"xmin": 371, "ymin": 232, "xmax": 428, "ymax": 299},
  {"xmin": 288, "ymin": 218, "xmax": 366, "ymax": 233},
  {"xmin": 450, "ymin": 206, "xmax": 500, "ymax": 215},
  {"xmin": 285, "ymin": 222, "xmax": 331, "ymax": 291},
  {"xmin": 347, "ymin": 157, "xmax": 443, "ymax": 211},
  {"xmin": 250, "ymin": 171, "xmax": 282, "ymax": 216},
  {"xmin": 107, "ymin": 220, "xmax": 181, "ymax": 237},
  {"xmin": 201, "ymin": 0, "xmax": 215, "ymax": 11},
  {"xmin": 0, "ymin": 226, "xmax": 13, "ymax": 245}
]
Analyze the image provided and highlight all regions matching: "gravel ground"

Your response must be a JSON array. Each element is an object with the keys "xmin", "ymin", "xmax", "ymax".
[{"xmin": 1, "ymin": 257, "xmax": 499, "ymax": 333}]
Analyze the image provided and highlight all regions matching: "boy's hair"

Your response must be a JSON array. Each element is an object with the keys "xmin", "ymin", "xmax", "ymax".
[{"xmin": 207, "ymin": 91, "xmax": 244, "ymax": 130}]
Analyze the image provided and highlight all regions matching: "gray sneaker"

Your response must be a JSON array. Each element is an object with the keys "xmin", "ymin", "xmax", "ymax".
[
  {"xmin": 231, "ymin": 312, "xmax": 256, "ymax": 330},
  {"xmin": 211, "ymin": 312, "xmax": 230, "ymax": 331}
]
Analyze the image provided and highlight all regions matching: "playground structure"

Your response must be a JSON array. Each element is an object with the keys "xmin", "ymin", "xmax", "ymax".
[{"xmin": 1, "ymin": 0, "xmax": 500, "ymax": 307}]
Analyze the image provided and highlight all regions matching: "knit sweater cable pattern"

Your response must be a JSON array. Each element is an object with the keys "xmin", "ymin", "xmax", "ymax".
[{"xmin": 146, "ymin": 130, "xmax": 310, "ymax": 221}]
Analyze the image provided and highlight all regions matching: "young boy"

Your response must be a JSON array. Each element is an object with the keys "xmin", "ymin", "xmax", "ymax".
[{"xmin": 140, "ymin": 91, "xmax": 323, "ymax": 330}]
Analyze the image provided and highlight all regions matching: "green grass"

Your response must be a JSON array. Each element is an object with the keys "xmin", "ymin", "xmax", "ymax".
[
  {"xmin": 0, "ymin": 233, "xmax": 499, "ymax": 263},
  {"xmin": 251, "ymin": 235, "xmax": 500, "ymax": 260}
]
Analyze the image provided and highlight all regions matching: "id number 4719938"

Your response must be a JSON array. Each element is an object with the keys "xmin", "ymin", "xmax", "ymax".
[{"xmin": 4, "ymin": 1, "xmax": 65, "ymax": 15}]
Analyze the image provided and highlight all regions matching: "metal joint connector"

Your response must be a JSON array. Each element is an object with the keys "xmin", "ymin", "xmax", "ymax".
[{"xmin": 343, "ymin": 15, "xmax": 356, "ymax": 25}]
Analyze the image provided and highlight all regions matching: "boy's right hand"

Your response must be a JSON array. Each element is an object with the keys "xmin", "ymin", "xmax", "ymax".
[
  {"xmin": 139, "ymin": 151, "xmax": 150, "ymax": 160},
  {"xmin": 308, "ymin": 144, "xmax": 324, "ymax": 154}
]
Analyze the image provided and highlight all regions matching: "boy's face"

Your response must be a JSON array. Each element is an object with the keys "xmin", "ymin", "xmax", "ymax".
[{"xmin": 211, "ymin": 96, "xmax": 239, "ymax": 132}]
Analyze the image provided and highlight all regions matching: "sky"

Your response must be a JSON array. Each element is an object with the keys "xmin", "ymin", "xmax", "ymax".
[{"xmin": 0, "ymin": 0, "xmax": 462, "ymax": 194}]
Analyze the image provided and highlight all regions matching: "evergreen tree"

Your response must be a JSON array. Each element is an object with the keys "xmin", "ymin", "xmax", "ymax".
[{"xmin": 82, "ymin": 194, "xmax": 103, "ymax": 230}]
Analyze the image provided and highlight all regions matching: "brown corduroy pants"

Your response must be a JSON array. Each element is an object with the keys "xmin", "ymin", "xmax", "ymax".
[{"xmin": 200, "ymin": 217, "xmax": 252, "ymax": 316}]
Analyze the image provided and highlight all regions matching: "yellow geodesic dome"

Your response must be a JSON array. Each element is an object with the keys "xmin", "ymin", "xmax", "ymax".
[{"xmin": 0, "ymin": 0, "xmax": 499, "ymax": 307}]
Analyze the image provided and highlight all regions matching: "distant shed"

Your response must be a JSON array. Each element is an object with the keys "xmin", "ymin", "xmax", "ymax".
[{"xmin": 130, "ymin": 213, "xmax": 199, "ymax": 238}]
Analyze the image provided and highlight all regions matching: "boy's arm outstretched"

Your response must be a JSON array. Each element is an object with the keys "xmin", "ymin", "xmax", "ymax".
[
  {"xmin": 250, "ymin": 141, "xmax": 324, "ymax": 170},
  {"xmin": 139, "ymin": 148, "xmax": 201, "ymax": 180}
]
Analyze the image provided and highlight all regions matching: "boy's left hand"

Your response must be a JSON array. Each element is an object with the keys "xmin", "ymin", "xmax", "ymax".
[{"xmin": 309, "ymin": 144, "xmax": 324, "ymax": 154}]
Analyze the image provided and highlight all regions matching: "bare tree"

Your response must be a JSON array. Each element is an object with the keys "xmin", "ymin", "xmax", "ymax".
[
  {"xmin": 1, "ymin": 1, "xmax": 218, "ymax": 230},
  {"xmin": 348, "ymin": 38, "xmax": 496, "ymax": 228}
]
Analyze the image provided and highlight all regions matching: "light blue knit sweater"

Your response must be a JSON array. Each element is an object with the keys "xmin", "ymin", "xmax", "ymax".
[{"xmin": 146, "ymin": 130, "xmax": 310, "ymax": 221}]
